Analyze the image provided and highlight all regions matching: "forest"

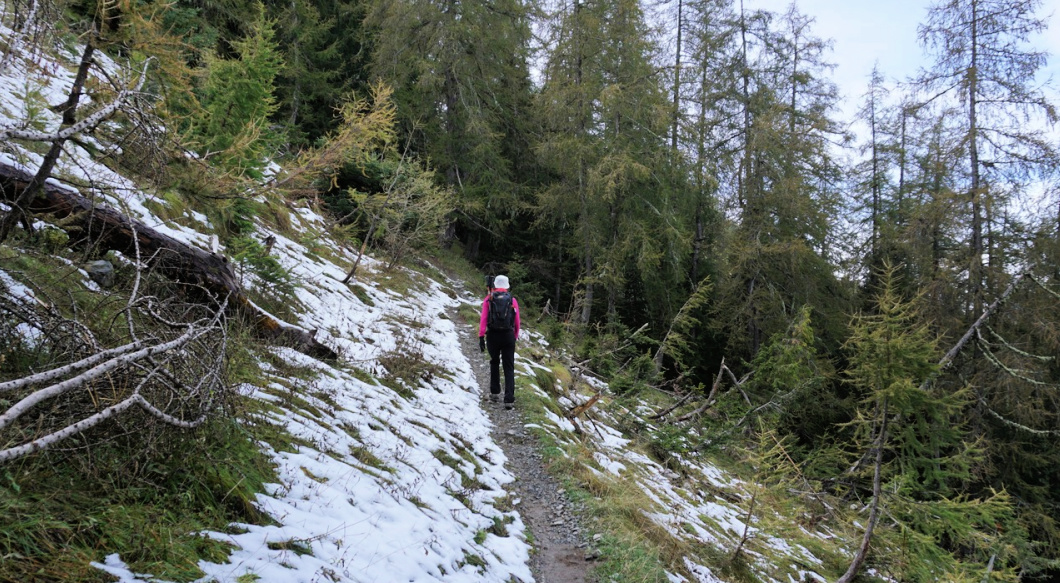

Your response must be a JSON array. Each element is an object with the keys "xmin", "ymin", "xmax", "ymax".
[{"xmin": 1, "ymin": 0, "xmax": 1059, "ymax": 579}]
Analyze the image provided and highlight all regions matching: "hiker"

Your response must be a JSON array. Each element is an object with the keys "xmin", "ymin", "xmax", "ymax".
[{"xmin": 479, "ymin": 274, "xmax": 520, "ymax": 409}]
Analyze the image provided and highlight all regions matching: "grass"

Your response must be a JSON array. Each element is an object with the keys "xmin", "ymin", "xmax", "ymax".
[
  {"xmin": 510, "ymin": 359, "xmax": 715, "ymax": 583},
  {"xmin": 424, "ymin": 243, "xmax": 484, "ymax": 289},
  {"xmin": 0, "ymin": 239, "xmax": 316, "ymax": 582},
  {"xmin": 266, "ymin": 539, "xmax": 314, "ymax": 556},
  {"xmin": 350, "ymin": 445, "xmax": 394, "ymax": 473},
  {"xmin": 348, "ymin": 283, "xmax": 376, "ymax": 306},
  {"xmin": 376, "ymin": 334, "xmax": 447, "ymax": 399},
  {"xmin": 0, "ymin": 415, "xmax": 275, "ymax": 582}
]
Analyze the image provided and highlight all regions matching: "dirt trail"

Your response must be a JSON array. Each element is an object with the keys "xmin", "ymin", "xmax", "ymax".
[{"xmin": 455, "ymin": 312, "xmax": 593, "ymax": 583}]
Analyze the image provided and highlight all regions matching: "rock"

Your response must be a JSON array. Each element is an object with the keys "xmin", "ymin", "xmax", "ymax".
[{"xmin": 84, "ymin": 260, "xmax": 115, "ymax": 288}]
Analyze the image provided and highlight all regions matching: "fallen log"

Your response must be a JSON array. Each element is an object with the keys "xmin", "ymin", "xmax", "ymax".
[{"xmin": 0, "ymin": 159, "xmax": 337, "ymax": 360}]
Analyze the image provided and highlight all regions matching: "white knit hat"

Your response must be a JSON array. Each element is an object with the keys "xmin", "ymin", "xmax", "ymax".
[{"xmin": 493, "ymin": 275, "xmax": 510, "ymax": 289}]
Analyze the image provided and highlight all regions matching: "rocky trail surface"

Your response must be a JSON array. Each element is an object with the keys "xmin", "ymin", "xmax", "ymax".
[{"xmin": 455, "ymin": 314, "xmax": 594, "ymax": 583}]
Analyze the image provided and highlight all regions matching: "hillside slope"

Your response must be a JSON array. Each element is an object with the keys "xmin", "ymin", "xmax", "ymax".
[{"xmin": 0, "ymin": 15, "xmax": 859, "ymax": 583}]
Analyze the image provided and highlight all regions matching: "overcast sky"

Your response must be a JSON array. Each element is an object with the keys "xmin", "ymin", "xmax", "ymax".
[{"xmin": 742, "ymin": 0, "xmax": 1060, "ymax": 125}]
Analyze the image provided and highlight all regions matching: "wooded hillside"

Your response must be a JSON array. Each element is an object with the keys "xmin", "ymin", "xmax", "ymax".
[{"xmin": 1, "ymin": 0, "xmax": 1059, "ymax": 578}]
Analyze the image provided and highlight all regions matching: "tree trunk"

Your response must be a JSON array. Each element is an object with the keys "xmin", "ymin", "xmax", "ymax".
[
  {"xmin": 0, "ymin": 27, "xmax": 96, "ymax": 242},
  {"xmin": 968, "ymin": 0, "xmax": 983, "ymax": 316},
  {"xmin": 870, "ymin": 90, "xmax": 880, "ymax": 260},
  {"xmin": 0, "ymin": 160, "xmax": 337, "ymax": 360},
  {"xmin": 581, "ymin": 252, "xmax": 594, "ymax": 324},
  {"xmin": 670, "ymin": 0, "xmax": 682, "ymax": 154},
  {"xmin": 897, "ymin": 105, "xmax": 909, "ymax": 225},
  {"xmin": 836, "ymin": 399, "xmax": 889, "ymax": 583}
]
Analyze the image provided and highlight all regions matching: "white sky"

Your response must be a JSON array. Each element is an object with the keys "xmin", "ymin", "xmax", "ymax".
[{"xmin": 744, "ymin": 0, "xmax": 1060, "ymax": 125}]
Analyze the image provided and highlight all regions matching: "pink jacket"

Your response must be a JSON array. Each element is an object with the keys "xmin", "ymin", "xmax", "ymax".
[{"xmin": 479, "ymin": 289, "xmax": 520, "ymax": 339}]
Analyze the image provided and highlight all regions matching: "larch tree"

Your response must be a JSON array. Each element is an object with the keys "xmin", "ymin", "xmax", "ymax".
[
  {"xmin": 534, "ymin": 0, "xmax": 609, "ymax": 323},
  {"xmin": 536, "ymin": 0, "xmax": 680, "ymax": 326},
  {"xmin": 899, "ymin": 104, "xmax": 966, "ymax": 305},
  {"xmin": 915, "ymin": 0, "xmax": 1058, "ymax": 316},
  {"xmin": 837, "ymin": 265, "xmax": 1023, "ymax": 582},
  {"xmin": 679, "ymin": 0, "xmax": 737, "ymax": 288},
  {"xmin": 915, "ymin": 5, "xmax": 1060, "ymax": 563},
  {"xmin": 851, "ymin": 66, "xmax": 894, "ymax": 275},
  {"xmin": 190, "ymin": 3, "xmax": 283, "ymax": 177},
  {"xmin": 713, "ymin": 4, "xmax": 847, "ymax": 360}
]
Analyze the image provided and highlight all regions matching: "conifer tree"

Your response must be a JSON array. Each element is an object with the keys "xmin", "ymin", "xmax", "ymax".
[
  {"xmin": 536, "ymin": 0, "xmax": 681, "ymax": 326},
  {"xmin": 851, "ymin": 66, "xmax": 893, "ymax": 274},
  {"xmin": 268, "ymin": 0, "xmax": 344, "ymax": 146},
  {"xmin": 837, "ymin": 265, "xmax": 1021, "ymax": 581},
  {"xmin": 915, "ymin": 0, "xmax": 1058, "ymax": 316},
  {"xmin": 172, "ymin": 0, "xmax": 261, "ymax": 52},
  {"xmin": 365, "ymin": 0, "xmax": 536, "ymax": 244},
  {"xmin": 679, "ymin": 0, "xmax": 736, "ymax": 288},
  {"xmin": 190, "ymin": 3, "xmax": 283, "ymax": 176},
  {"xmin": 742, "ymin": 306, "xmax": 836, "ymax": 441},
  {"xmin": 534, "ymin": 0, "xmax": 606, "ymax": 323},
  {"xmin": 712, "ymin": 4, "xmax": 847, "ymax": 359}
]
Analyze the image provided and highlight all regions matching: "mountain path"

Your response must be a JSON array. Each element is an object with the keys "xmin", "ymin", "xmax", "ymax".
[{"xmin": 454, "ymin": 305, "xmax": 594, "ymax": 583}]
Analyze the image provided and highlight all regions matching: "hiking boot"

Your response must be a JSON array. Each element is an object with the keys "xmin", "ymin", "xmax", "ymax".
[
  {"xmin": 504, "ymin": 402, "xmax": 514, "ymax": 410},
  {"xmin": 489, "ymin": 393, "xmax": 499, "ymax": 403}
]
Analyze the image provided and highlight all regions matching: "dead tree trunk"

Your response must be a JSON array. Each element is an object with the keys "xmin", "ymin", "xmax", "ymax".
[
  {"xmin": 0, "ymin": 25, "xmax": 96, "ymax": 241},
  {"xmin": 0, "ymin": 160, "xmax": 337, "ymax": 360}
]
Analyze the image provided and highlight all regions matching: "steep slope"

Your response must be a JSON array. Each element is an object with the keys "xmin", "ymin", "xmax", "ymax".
[{"xmin": 1, "ymin": 15, "xmax": 858, "ymax": 583}]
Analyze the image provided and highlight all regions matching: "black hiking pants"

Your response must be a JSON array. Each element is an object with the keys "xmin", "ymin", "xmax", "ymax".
[{"xmin": 486, "ymin": 330, "xmax": 516, "ymax": 404}]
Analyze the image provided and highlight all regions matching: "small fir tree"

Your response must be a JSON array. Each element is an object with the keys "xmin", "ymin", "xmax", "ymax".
[{"xmin": 191, "ymin": 3, "xmax": 283, "ymax": 176}]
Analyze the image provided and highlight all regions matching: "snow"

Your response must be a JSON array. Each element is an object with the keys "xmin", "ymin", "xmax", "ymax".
[
  {"xmin": 0, "ymin": 14, "xmax": 846, "ymax": 583},
  {"xmin": 0, "ymin": 27, "xmax": 535, "ymax": 582},
  {"xmin": 0, "ymin": 268, "xmax": 35, "ymax": 302}
]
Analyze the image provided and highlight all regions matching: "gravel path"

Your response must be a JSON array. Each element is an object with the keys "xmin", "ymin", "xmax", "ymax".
[{"xmin": 455, "ymin": 316, "xmax": 594, "ymax": 583}]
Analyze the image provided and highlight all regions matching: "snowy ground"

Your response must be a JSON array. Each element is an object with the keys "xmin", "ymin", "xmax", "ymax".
[
  {"xmin": 1, "ymin": 12, "xmax": 843, "ymax": 582},
  {"xmin": 91, "ymin": 257, "xmax": 540, "ymax": 583}
]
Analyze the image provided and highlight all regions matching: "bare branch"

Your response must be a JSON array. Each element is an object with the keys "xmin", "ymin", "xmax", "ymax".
[
  {"xmin": 919, "ymin": 271, "xmax": 1030, "ymax": 391},
  {"xmin": 0, "ymin": 339, "xmax": 147, "ymax": 393},
  {"xmin": 0, "ymin": 320, "xmax": 214, "ymax": 431},
  {"xmin": 836, "ymin": 398, "xmax": 889, "ymax": 583},
  {"xmin": 0, "ymin": 0, "xmax": 40, "ymax": 73},
  {"xmin": 0, "ymin": 58, "xmax": 153, "ymax": 144},
  {"xmin": 0, "ymin": 392, "xmax": 142, "ymax": 463}
]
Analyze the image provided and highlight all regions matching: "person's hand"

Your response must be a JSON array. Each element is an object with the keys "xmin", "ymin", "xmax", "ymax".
[{"xmin": 479, "ymin": 336, "xmax": 486, "ymax": 352}]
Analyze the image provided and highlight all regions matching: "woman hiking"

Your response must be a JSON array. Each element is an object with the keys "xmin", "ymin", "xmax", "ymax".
[{"xmin": 479, "ymin": 274, "xmax": 520, "ymax": 409}]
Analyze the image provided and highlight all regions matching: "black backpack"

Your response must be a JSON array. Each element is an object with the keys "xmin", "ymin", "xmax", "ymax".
[{"xmin": 487, "ymin": 291, "xmax": 515, "ymax": 331}]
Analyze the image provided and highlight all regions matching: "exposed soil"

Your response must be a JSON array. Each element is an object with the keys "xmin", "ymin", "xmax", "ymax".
[{"xmin": 455, "ymin": 312, "xmax": 594, "ymax": 583}]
